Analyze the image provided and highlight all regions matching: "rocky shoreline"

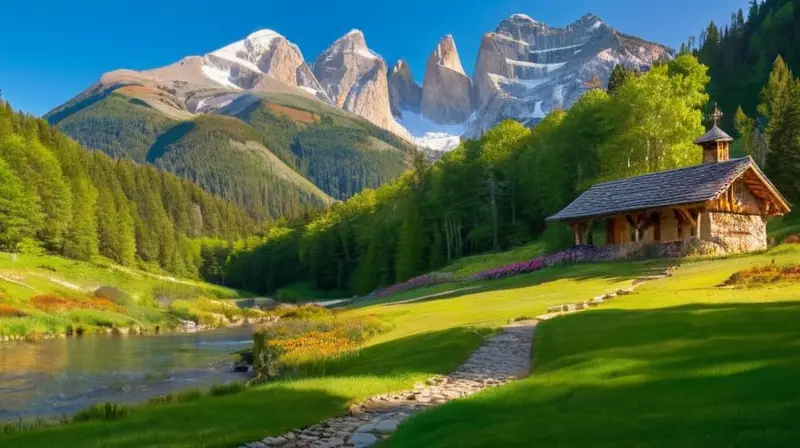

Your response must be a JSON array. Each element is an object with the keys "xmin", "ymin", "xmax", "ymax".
[{"xmin": 0, "ymin": 316, "xmax": 276, "ymax": 344}]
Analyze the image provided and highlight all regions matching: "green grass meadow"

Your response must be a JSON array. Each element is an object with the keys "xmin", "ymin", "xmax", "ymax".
[
  {"xmin": 385, "ymin": 246, "xmax": 800, "ymax": 447},
  {"xmin": 5, "ymin": 243, "xmax": 800, "ymax": 447}
]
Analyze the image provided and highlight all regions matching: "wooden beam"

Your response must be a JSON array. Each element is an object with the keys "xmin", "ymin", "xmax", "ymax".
[{"xmin": 675, "ymin": 207, "xmax": 696, "ymax": 227}]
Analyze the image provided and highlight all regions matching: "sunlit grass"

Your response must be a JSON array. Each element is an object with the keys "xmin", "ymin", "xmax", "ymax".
[
  {"xmin": 385, "ymin": 245, "xmax": 800, "ymax": 447},
  {"xmin": 439, "ymin": 242, "xmax": 545, "ymax": 279},
  {"xmin": 1, "ymin": 250, "xmax": 655, "ymax": 447},
  {"xmin": 0, "ymin": 252, "xmax": 246, "ymax": 339}
]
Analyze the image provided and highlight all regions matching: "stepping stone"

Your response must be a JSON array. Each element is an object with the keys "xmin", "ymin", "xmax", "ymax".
[
  {"xmin": 355, "ymin": 423, "xmax": 376, "ymax": 433},
  {"xmin": 374, "ymin": 419, "xmax": 400, "ymax": 434},
  {"xmin": 350, "ymin": 432, "xmax": 378, "ymax": 447},
  {"xmin": 262, "ymin": 437, "xmax": 287, "ymax": 446}
]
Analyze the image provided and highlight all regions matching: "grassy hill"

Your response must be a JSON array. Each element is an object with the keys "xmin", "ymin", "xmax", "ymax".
[
  {"xmin": 387, "ymin": 248, "xmax": 800, "ymax": 447},
  {"xmin": 0, "ymin": 251, "xmax": 253, "ymax": 341}
]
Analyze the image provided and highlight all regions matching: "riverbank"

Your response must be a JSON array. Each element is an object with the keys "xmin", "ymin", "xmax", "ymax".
[
  {"xmin": 0, "ymin": 324, "xmax": 259, "ymax": 422},
  {"xmin": 0, "ymin": 252, "xmax": 257, "ymax": 341},
  {"xmin": 0, "ymin": 254, "xmax": 658, "ymax": 446}
]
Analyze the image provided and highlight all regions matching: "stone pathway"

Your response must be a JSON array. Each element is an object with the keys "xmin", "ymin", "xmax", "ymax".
[{"xmin": 242, "ymin": 321, "xmax": 537, "ymax": 448}]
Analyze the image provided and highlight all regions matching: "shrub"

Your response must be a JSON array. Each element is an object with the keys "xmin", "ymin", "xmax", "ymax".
[
  {"xmin": 208, "ymin": 381, "xmax": 245, "ymax": 397},
  {"xmin": 783, "ymin": 234, "xmax": 800, "ymax": 244},
  {"xmin": 252, "ymin": 314, "xmax": 391, "ymax": 379},
  {"xmin": 30, "ymin": 295, "xmax": 123, "ymax": 313},
  {"xmin": 94, "ymin": 286, "xmax": 132, "ymax": 306},
  {"xmin": 72, "ymin": 402, "xmax": 130, "ymax": 422},
  {"xmin": 0, "ymin": 304, "xmax": 27, "ymax": 318},
  {"xmin": 252, "ymin": 332, "xmax": 286, "ymax": 380},
  {"xmin": 30, "ymin": 295, "xmax": 72, "ymax": 312},
  {"xmin": 724, "ymin": 264, "xmax": 800, "ymax": 287},
  {"xmin": 279, "ymin": 304, "xmax": 332, "ymax": 320}
]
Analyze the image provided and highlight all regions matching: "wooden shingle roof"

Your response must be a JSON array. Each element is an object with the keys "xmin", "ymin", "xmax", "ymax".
[
  {"xmin": 694, "ymin": 125, "xmax": 734, "ymax": 144},
  {"xmin": 547, "ymin": 157, "xmax": 788, "ymax": 221}
]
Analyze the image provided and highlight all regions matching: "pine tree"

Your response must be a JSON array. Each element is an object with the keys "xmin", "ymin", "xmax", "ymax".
[
  {"xmin": 0, "ymin": 157, "xmax": 40, "ymax": 251},
  {"xmin": 395, "ymin": 202, "xmax": 425, "ymax": 282},
  {"xmin": 761, "ymin": 57, "xmax": 800, "ymax": 202},
  {"xmin": 607, "ymin": 64, "xmax": 635, "ymax": 95},
  {"xmin": 63, "ymin": 177, "xmax": 99, "ymax": 260}
]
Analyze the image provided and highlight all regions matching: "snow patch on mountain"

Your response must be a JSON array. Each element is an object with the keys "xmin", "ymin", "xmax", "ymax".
[
  {"xmin": 529, "ymin": 42, "xmax": 586, "ymax": 54},
  {"xmin": 201, "ymin": 65, "xmax": 242, "ymax": 90},
  {"xmin": 398, "ymin": 109, "xmax": 465, "ymax": 152},
  {"xmin": 506, "ymin": 59, "xmax": 567, "ymax": 71}
]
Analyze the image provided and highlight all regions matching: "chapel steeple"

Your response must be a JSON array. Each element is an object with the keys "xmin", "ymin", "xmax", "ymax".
[{"xmin": 694, "ymin": 104, "xmax": 733, "ymax": 164}]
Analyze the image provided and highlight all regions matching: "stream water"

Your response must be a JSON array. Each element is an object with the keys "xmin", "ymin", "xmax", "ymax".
[{"xmin": 0, "ymin": 325, "xmax": 254, "ymax": 421}]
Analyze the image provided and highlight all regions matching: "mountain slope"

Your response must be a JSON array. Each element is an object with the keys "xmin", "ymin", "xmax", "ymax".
[
  {"xmin": 146, "ymin": 115, "xmax": 333, "ymax": 219},
  {"xmin": 46, "ymin": 59, "xmax": 415, "ymax": 214},
  {"xmin": 228, "ymin": 93, "xmax": 410, "ymax": 199}
]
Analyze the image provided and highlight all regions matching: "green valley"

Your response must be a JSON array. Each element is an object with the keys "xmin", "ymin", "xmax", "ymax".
[{"xmin": 5, "ymin": 2, "xmax": 800, "ymax": 447}]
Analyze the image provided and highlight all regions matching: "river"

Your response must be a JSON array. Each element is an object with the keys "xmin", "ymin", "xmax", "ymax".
[{"xmin": 0, "ymin": 325, "xmax": 254, "ymax": 421}]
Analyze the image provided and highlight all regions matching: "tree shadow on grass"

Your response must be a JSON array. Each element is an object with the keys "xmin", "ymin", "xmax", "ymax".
[
  {"xmin": 385, "ymin": 301, "xmax": 800, "ymax": 447},
  {"xmin": 1, "ymin": 327, "xmax": 488, "ymax": 448},
  {"xmin": 1, "ymin": 386, "xmax": 348, "ymax": 448},
  {"xmin": 292, "ymin": 327, "xmax": 489, "ymax": 379}
]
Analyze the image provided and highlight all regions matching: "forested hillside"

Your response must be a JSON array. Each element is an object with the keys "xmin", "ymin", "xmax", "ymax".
[
  {"xmin": 46, "ymin": 84, "xmax": 415, "ymax": 219},
  {"xmin": 690, "ymin": 0, "xmax": 800, "ymax": 125},
  {"xmin": 217, "ymin": 55, "xmax": 711, "ymax": 295},
  {"xmin": 0, "ymin": 100, "xmax": 256, "ymax": 277},
  {"xmin": 232, "ymin": 96, "xmax": 412, "ymax": 200},
  {"xmin": 692, "ymin": 0, "xmax": 800, "ymax": 205}
]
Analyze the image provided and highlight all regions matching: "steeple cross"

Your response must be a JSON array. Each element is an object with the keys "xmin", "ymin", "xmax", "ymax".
[{"xmin": 711, "ymin": 103, "xmax": 723, "ymax": 127}]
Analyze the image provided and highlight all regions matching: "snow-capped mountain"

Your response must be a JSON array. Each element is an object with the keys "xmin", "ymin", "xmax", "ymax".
[
  {"xmin": 201, "ymin": 29, "xmax": 330, "ymax": 102},
  {"xmin": 391, "ymin": 13, "xmax": 668, "ymax": 150},
  {"xmin": 52, "ymin": 13, "xmax": 669, "ymax": 153},
  {"xmin": 467, "ymin": 13, "xmax": 669, "ymax": 137}
]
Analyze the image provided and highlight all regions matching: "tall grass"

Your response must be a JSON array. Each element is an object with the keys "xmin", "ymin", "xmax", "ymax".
[{"xmin": 252, "ymin": 307, "xmax": 392, "ymax": 378}]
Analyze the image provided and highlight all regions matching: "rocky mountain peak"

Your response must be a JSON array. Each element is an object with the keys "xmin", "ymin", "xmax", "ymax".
[
  {"xmin": 421, "ymin": 35, "xmax": 473, "ymax": 125},
  {"xmin": 389, "ymin": 59, "xmax": 422, "ymax": 117},
  {"xmin": 314, "ymin": 31, "xmax": 410, "ymax": 139},
  {"xmin": 469, "ymin": 13, "xmax": 669, "ymax": 138},
  {"xmin": 314, "ymin": 30, "xmax": 383, "ymax": 106},
  {"xmin": 431, "ymin": 35, "xmax": 467, "ymax": 75}
]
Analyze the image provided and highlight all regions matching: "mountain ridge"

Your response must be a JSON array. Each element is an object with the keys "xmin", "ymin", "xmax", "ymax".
[{"xmin": 45, "ymin": 12, "xmax": 669, "ymax": 219}]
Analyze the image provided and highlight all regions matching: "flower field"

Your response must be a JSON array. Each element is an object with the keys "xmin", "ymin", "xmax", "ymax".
[{"xmin": 252, "ymin": 306, "xmax": 391, "ymax": 377}]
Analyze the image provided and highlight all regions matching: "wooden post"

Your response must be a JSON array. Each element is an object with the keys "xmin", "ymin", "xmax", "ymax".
[
  {"xmin": 694, "ymin": 211, "xmax": 701, "ymax": 237},
  {"xmin": 652, "ymin": 212, "xmax": 661, "ymax": 241},
  {"xmin": 572, "ymin": 223, "xmax": 582, "ymax": 245},
  {"xmin": 606, "ymin": 218, "xmax": 615, "ymax": 245}
]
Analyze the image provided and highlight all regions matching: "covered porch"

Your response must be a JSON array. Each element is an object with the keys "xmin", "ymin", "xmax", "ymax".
[{"xmin": 568, "ymin": 206, "xmax": 705, "ymax": 246}]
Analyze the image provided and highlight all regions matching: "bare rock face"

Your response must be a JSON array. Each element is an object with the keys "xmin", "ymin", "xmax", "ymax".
[
  {"xmin": 315, "ymin": 30, "xmax": 411, "ymax": 139},
  {"xmin": 420, "ymin": 35, "xmax": 474, "ymax": 124},
  {"xmin": 202, "ymin": 30, "xmax": 331, "ymax": 102},
  {"xmin": 388, "ymin": 59, "xmax": 422, "ymax": 118},
  {"xmin": 468, "ymin": 13, "xmax": 670, "ymax": 137}
]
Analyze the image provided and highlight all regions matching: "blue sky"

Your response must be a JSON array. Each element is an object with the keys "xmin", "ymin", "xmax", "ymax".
[{"xmin": 1, "ymin": 0, "xmax": 749, "ymax": 116}]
